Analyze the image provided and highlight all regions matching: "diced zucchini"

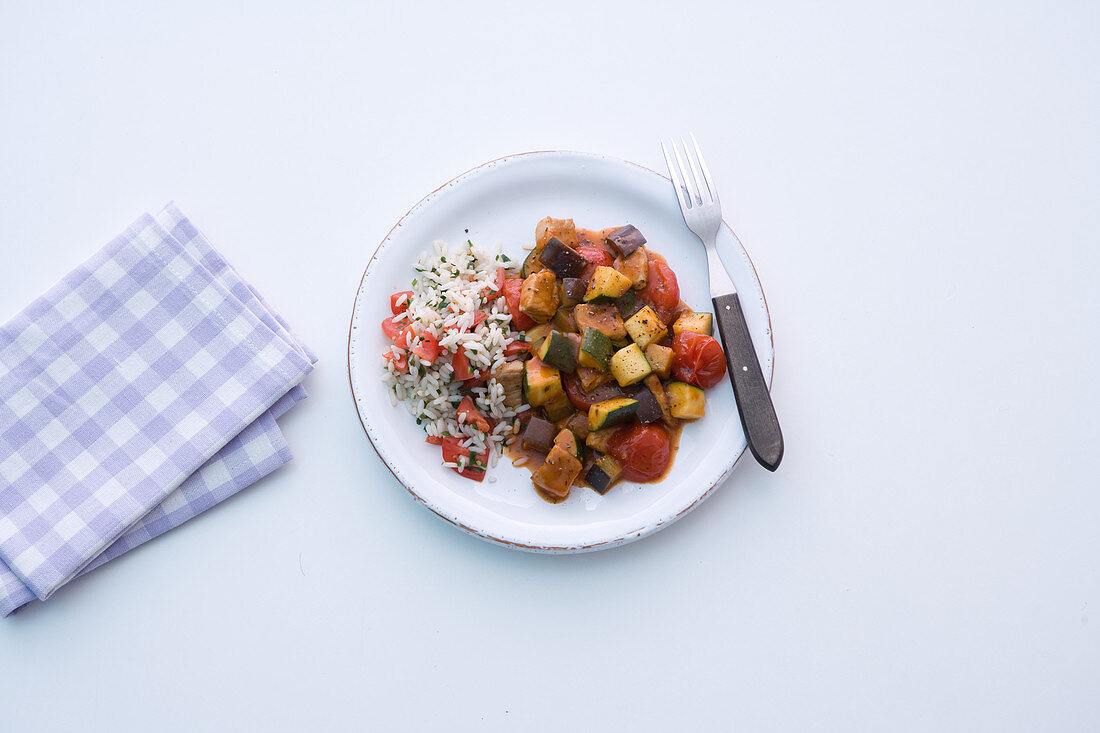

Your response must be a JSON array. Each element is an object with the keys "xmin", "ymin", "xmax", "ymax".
[
  {"xmin": 585, "ymin": 453, "xmax": 623, "ymax": 494},
  {"xmin": 609, "ymin": 343, "xmax": 652, "ymax": 387},
  {"xmin": 673, "ymin": 311, "xmax": 713, "ymax": 336},
  {"xmin": 543, "ymin": 394, "xmax": 574, "ymax": 422},
  {"xmin": 585, "ymin": 428, "xmax": 618, "ymax": 453},
  {"xmin": 532, "ymin": 444, "xmax": 583, "ymax": 500},
  {"xmin": 588, "ymin": 397, "xmax": 639, "ymax": 431},
  {"xmin": 577, "ymin": 327, "xmax": 613, "ymax": 371},
  {"xmin": 616, "ymin": 290, "xmax": 643, "ymax": 320},
  {"xmin": 614, "ymin": 248, "xmax": 648, "ymax": 289},
  {"xmin": 667, "ymin": 381, "xmax": 705, "ymax": 419},
  {"xmin": 624, "ymin": 305, "xmax": 667, "ymax": 350},
  {"xmin": 553, "ymin": 428, "xmax": 583, "ymax": 461},
  {"xmin": 576, "ymin": 366, "xmax": 612, "ymax": 392},
  {"xmin": 520, "ymin": 248, "xmax": 546, "ymax": 278},
  {"xmin": 521, "ymin": 417, "xmax": 557, "ymax": 453},
  {"xmin": 523, "ymin": 323, "xmax": 551, "ymax": 351},
  {"xmin": 573, "ymin": 304, "xmax": 627, "ymax": 342},
  {"xmin": 561, "ymin": 278, "xmax": 586, "ymax": 307},
  {"xmin": 644, "ymin": 344, "xmax": 674, "ymax": 380},
  {"xmin": 584, "ymin": 266, "xmax": 633, "ymax": 303},
  {"xmin": 523, "ymin": 357, "xmax": 563, "ymax": 407},
  {"xmin": 536, "ymin": 330, "xmax": 576, "ymax": 372}
]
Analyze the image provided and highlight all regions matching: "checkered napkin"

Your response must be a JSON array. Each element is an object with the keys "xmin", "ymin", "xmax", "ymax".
[{"xmin": 0, "ymin": 206, "xmax": 314, "ymax": 616}]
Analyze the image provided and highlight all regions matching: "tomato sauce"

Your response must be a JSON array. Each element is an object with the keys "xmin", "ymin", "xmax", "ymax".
[{"xmin": 506, "ymin": 228, "xmax": 694, "ymax": 501}]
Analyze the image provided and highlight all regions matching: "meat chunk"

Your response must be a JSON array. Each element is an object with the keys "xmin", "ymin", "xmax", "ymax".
[
  {"xmin": 491, "ymin": 360, "xmax": 525, "ymax": 409},
  {"xmin": 532, "ymin": 444, "xmax": 583, "ymax": 499},
  {"xmin": 535, "ymin": 217, "xmax": 579, "ymax": 251},
  {"xmin": 520, "ymin": 270, "xmax": 559, "ymax": 324},
  {"xmin": 614, "ymin": 248, "xmax": 648, "ymax": 290},
  {"xmin": 573, "ymin": 303, "xmax": 627, "ymax": 342}
]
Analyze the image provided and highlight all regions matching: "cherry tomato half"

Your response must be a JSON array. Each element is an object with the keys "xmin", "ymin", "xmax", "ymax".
[
  {"xmin": 577, "ymin": 246, "xmax": 614, "ymax": 281},
  {"xmin": 390, "ymin": 291, "xmax": 413, "ymax": 315},
  {"xmin": 503, "ymin": 278, "xmax": 536, "ymax": 330},
  {"xmin": 671, "ymin": 331, "xmax": 727, "ymax": 389},
  {"xmin": 641, "ymin": 260, "xmax": 680, "ymax": 324},
  {"xmin": 609, "ymin": 424, "xmax": 672, "ymax": 482}
]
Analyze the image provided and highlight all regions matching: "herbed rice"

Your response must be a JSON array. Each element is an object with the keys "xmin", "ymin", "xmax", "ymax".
[{"xmin": 381, "ymin": 239, "xmax": 527, "ymax": 473}]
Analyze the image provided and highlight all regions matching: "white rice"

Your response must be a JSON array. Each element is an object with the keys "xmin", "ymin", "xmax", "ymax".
[{"xmin": 381, "ymin": 239, "xmax": 524, "ymax": 470}]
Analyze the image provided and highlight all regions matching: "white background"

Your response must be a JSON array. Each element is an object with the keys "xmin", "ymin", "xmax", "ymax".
[{"xmin": 1, "ymin": 1, "xmax": 1097, "ymax": 730}]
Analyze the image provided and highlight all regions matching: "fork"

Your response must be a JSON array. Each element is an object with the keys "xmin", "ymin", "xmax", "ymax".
[{"xmin": 662, "ymin": 135, "xmax": 784, "ymax": 471}]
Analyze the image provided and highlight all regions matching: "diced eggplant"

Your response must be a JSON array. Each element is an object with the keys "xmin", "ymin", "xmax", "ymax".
[
  {"xmin": 539, "ymin": 237, "xmax": 588, "ymax": 278},
  {"xmin": 521, "ymin": 417, "xmax": 557, "ymax": 453},
  {"xmin": 604, "ymin": 225, "xmax": 647, "ymax": 257},
  {"xmin": 643, "ymin": 374, "xmax": 678, "ymax": 428},
  {"xmin": 585, "ymin": 453, "xmax": 623, "ymax": 495},
  {"xmin": 629, "ymin": 385, "xmax": 663, "ymax": 425},
  {"xmin": 561, "ymin": 278, "xmax": 587, "ymax": 307}
]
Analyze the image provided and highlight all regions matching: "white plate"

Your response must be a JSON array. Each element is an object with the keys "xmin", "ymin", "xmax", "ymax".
[{"xmin": 348, "ymin": 151, "xmax": 774, "ymax": 552}]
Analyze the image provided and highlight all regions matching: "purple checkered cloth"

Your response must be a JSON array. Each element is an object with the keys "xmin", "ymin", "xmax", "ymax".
[{"xmin": 0, "ymin": 206, "xmax": 314, "ymax": 616}]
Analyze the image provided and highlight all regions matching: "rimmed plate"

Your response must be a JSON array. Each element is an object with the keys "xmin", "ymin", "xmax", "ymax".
[{"xmin": 348, "ymin": 151, "xmax": 773, "ymax": 552}]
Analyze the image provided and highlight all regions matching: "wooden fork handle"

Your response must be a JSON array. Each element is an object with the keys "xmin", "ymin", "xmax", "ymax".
[{"xmin": 711, "ymin": 292, "xmax": 784, "ymax": 471}]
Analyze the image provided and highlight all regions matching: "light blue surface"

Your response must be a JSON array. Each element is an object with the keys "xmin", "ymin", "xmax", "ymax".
[{"xmin": 0, "ymin": 1, "xmax": 1097, "ymax": 731}]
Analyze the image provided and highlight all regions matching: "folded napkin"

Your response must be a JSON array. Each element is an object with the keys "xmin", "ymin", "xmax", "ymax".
[{"xmin": 0, "ymin": 205, "xmax": 314, "ymax": 615}]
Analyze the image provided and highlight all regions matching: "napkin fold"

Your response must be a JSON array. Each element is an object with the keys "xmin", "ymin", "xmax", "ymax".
[{"xmin": 0, "ymin": 206, "xmax": 314, "ymax": 615}]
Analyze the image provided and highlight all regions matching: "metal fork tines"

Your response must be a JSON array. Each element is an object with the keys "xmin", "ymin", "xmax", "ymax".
[
  {"xmin": 661, "ymin": 135, "xmax": 736, "ymax": 297},
  {"xmin": 661, "ymin": 135, "xmax": 784, "ymax": 472}
]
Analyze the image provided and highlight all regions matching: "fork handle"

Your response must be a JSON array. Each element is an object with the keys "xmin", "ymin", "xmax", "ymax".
[{"xmin": 711, "ymin": 292, "xmax": 784, "ymax": 471}]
